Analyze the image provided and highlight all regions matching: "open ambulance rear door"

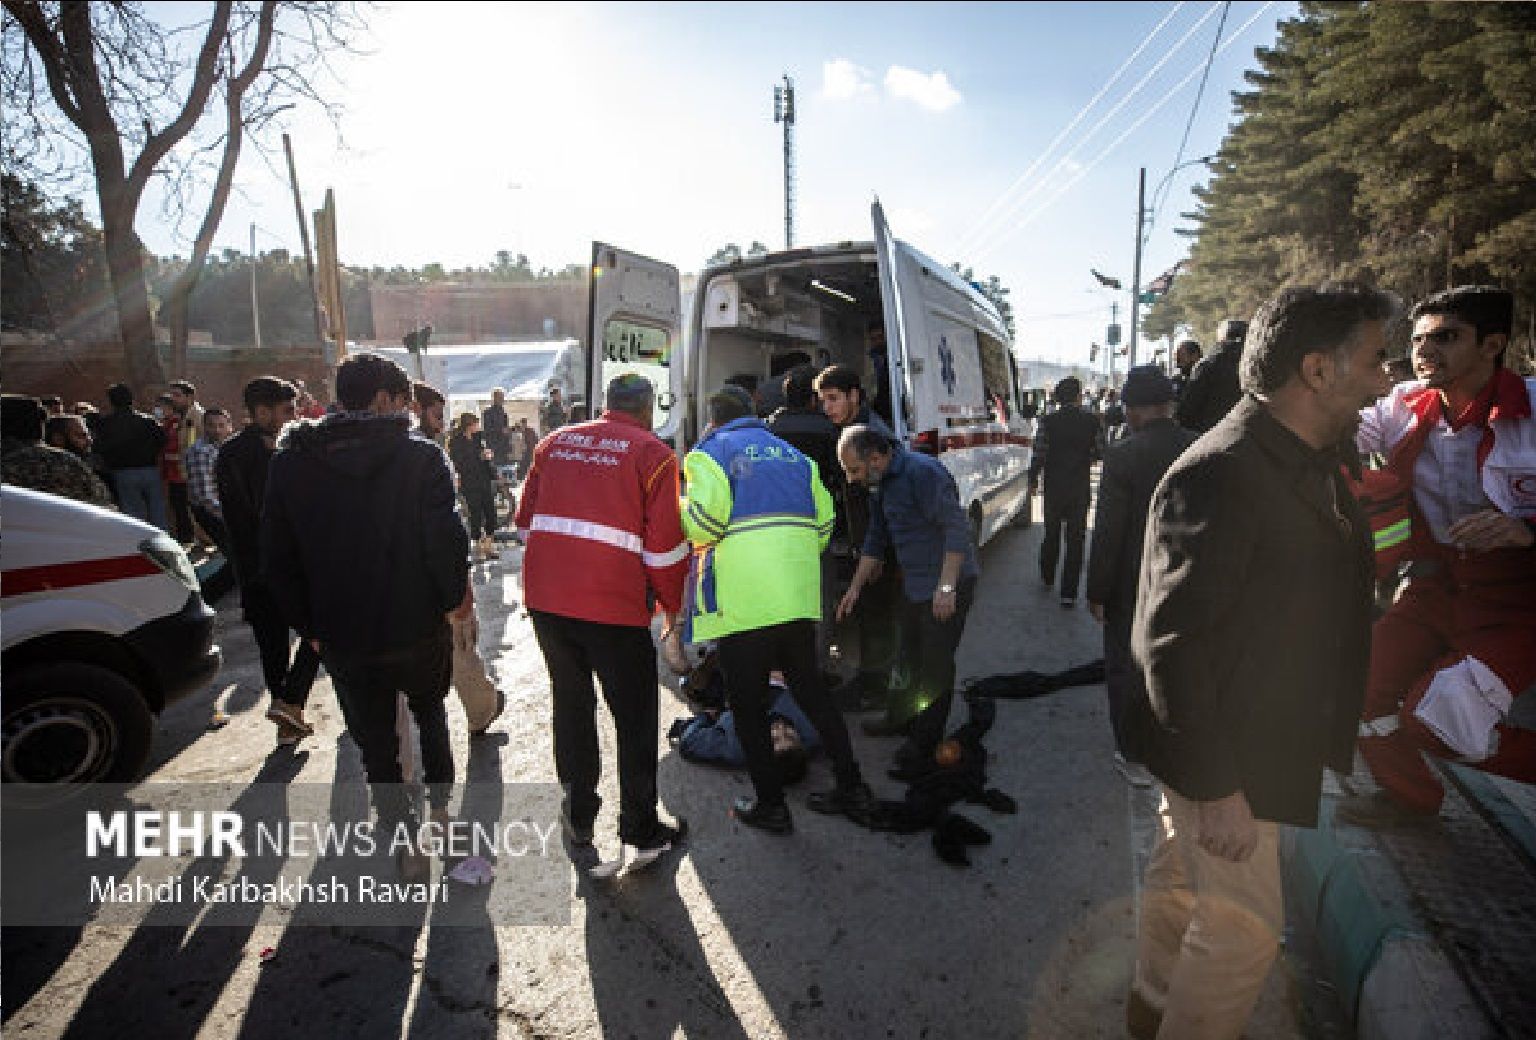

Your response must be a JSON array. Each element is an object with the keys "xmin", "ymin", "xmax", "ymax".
[{"xmin": 586, "ymin": 242, "xmax": 685, "ymax": 443}]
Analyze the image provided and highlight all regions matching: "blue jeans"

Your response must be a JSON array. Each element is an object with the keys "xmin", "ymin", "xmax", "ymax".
[{"xmin": 113, "ymin": 466, "xmax": 169, "ymax": 530}]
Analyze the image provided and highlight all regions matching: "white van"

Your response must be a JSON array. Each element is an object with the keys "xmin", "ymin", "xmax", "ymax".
[
  {"xmin": 1, "ymin": 486, "xmax": 221, "ymax": 790},
  {"xmin": 584, "ymin": 201, "xmax": 1035, "ymax": 545}
]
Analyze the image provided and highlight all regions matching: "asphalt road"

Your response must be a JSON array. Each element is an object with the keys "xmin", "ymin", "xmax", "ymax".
[{"xmin": 3, "ymin": 519, "xmax": 1313, "ymax": 1039}]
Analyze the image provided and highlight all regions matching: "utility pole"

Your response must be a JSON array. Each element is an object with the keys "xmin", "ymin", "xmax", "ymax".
[
  {"xmin": 773, "ymin": 74, "xmax": 796, "ymax": 249},
  {"xmin": 283, "ymin": 133, "xmax": 324, "ymax": 345},
  {"xmin": 250, "ymin": 223, "xmax": 263, "ymax": 349},
  {"xmin": 1129, "ymin": 166, "xmax": 1146, "ymax": 369}
]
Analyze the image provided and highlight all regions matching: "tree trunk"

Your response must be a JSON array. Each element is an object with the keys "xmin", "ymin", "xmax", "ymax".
[{"xmin": 99, "ymin": 204, "xmax": 165, "ymax": 394}]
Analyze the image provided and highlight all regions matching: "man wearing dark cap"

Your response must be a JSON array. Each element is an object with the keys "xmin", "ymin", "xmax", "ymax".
[
  {"xmin": 1086, "ymin": 366, "xmax": 1196, "ymax": 786},
  {"xmin": 1177, "ymin": 319, "xmax": 1248, "ymax": 433},
  {"xmin": 1027, "ymin": 376, "xmax": 1104, "ymax": 607}
]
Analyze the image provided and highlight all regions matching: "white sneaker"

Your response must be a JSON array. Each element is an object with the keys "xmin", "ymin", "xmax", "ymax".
[{"xmin": 1114, "ymin": 753, "xmax": 1154, "ymax": 788}]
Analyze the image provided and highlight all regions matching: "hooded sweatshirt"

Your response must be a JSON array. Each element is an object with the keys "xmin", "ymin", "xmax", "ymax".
[{"xmin": 260, "ymin": 412, "xmax": 469, "ymax": 655}]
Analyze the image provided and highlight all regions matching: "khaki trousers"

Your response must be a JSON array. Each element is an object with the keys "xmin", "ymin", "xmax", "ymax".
[
  {"xmin": 1130, "ymin": 789, "xmax": 1282, "ymax": 1040},
  {"xmin": 451, "ymin": 613, "xmax": 501, "ymax": 733}
]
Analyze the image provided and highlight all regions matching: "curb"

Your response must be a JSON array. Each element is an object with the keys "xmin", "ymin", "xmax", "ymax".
[{"xmin": 1281, "ymin": 801, "xmax": 1494, "ymax": 1040}]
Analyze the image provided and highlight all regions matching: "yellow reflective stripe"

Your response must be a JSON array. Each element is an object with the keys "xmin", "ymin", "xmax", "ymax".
[{"xmin": 1373, "ymin": 518, "xmax": 1411, "ymax": 550}]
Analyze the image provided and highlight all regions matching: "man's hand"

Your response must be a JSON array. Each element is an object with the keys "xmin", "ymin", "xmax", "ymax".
[
  {"xmin": 451, "ymin": 611, "xmax": 479, "ymax": 652},
  {"xmin": 1447, "ymin": 509, "xmax": 1536, "ymax": 552},
  {"xmin": 1027, "ymin": 480, "xmax": 1039, "ymax": 497},
  {"xmin": 1197, "ymin": 792, "xmax": 1258, "ymax": 863},
  {"xmin": 932, "ymin": 587, "xmax": 957, "ymax": 621},
  {"xmin": 836, "ymin": 586, "xmax": 861, "ymax": 623},
  {"xmin": 1088, "ymin": 601, "xmax": 1105, "ymax": 624}
]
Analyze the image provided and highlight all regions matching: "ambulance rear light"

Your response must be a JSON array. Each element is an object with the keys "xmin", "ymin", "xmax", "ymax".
[{"xmin": 911, "ymin": 429, "xmax": 940, "ymax": 456}]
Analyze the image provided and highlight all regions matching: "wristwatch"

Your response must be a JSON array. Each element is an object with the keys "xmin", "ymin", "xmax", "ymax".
[{"xmin": 937, "ymin": 583, "xmax": 956, "ymax": 595}]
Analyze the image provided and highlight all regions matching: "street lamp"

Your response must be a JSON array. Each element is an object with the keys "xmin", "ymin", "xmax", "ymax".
[{"xmin": 1129, "ymin": 155, "xmax": 1214, "ymax": 368}]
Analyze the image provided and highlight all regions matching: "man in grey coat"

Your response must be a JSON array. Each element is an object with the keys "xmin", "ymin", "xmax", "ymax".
[{"xmin": 1127, "ymin": 285, "xmax": 1392, "ymax": 1040}]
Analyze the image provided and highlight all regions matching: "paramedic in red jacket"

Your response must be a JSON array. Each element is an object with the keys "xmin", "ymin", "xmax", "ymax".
[
  {"xmin": 1340, "ymin": 286, "xmax": 1536, "ymax": 827},
  {"xmin": 514, "ymin": 373, "xmax": 690, "ymax": 868}
]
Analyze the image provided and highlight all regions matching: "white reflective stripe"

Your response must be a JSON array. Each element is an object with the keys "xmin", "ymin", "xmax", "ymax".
[
  {"xmin": 1359, "ymin": 715, "xmax": 1401, "ymax": 739},
  {"xmin": 642, "ymin": 541, "xmax": 689, "ymax": 569},
  {"xmin": 531, "ymin": 514, "xmax": 643, "ymax": 554}
]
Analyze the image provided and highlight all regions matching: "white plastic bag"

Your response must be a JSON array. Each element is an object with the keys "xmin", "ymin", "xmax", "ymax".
[{"xmin": 1413, "ymin": 656, "xmax": 1512, "ymax": 761}]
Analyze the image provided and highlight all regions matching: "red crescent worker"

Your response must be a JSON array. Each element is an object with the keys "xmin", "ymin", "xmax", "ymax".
[{"xmin": 1341, "ymin": 286, "xmax": 1536, "ymax": 827}]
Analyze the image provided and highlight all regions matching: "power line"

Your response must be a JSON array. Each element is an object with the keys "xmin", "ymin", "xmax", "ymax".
[
  {"xmin": 1150, "ymin": 1, "xmax": 1231, "ymax": 234},
  {"xmin": 973, "ymin": 1, "xmax": 1278, "ymax": 260},
  {"xmin": 963, "ymin": 2, "xmax": 1226, "ymax": 261},
  {"xmin": 952, "ymin": 0, "xmax": 1188, "ymax": 255}
]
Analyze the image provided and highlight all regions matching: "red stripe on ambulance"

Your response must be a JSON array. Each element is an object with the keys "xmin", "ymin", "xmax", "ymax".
[{"xmin": 1, "ymin": 555, "xmax": 162, "ymax": 598}]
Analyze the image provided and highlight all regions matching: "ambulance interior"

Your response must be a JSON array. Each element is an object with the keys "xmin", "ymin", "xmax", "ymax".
[
  {"xmin": 694, "ymin": 253, "xmax": 1026, "ymax": 437},
  {"xmin": 695, "ymin": 255, "xmax": 900, "ymax": 427}
]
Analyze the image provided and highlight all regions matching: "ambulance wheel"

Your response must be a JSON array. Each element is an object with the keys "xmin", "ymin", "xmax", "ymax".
[{"xmin": 2, "ymin": 663, "xmax": 153, "ymax": 792}]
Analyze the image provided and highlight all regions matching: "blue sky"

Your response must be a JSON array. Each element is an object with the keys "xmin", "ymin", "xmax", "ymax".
[{"xmin": 134, "ymin": 1, "xmax": 1296, "ymax": 367}]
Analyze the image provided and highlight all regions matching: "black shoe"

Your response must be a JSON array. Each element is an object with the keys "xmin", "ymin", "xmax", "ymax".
[
  {"xmin": 629, "ymin": 818, "xmax": 689, "ymax": 869},
  {"xmin": 731, "ymin": 797, "xmax": 793, "ymax": 835},
  {"xmin": 1332, "ymin": 791, "xmax": 1436, "ymax": 830},
  {"xmin": 861, "ymin": 714, "xmax": 910, "ymax": 737},
  {"xmin": 806, "ymin": 782, "xmax": 879, "ymax": 827},
  {"xmin": 568, "ymin": 840, "xmax": 601, "ymax": 872}
]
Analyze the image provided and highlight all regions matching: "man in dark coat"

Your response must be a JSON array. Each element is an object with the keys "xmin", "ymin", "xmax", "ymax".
[
  {"xmin": 1027, "ymin": 376, "xmax": 1103, "ymax": 606},
  {"xmin": 1176, "ymin": 318, "xmax": 1247, "ymax": 433},
  {"xmin": 262, "ymin": 352, "xmax": 470, "ymax": 876},
  {"xmin": 216, "ymin": 377, "xmax": 322, "ymax": 745},
  {"xmin": 1127, "ymin": 285, "xmax": 1392, "ymax": 1040},
  {"xmin": 815, "ymin": 363, "xmax": 903, "ymax": 721},
  {"xmin": 1085, "ymin": 366, "xmax": 1195, "ymax": 787}
]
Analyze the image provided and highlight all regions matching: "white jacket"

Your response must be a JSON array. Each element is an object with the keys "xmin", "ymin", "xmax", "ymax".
[{"xmin": 1357, "ymin": 376, "xmax": 1536, "ymax": 522}]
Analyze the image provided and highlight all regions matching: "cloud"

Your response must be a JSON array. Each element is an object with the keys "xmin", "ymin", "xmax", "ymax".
[
  {"xmin": 883, "ymin": 66, "xmax": 962, "ymax": 112},
  {"xmin": 822, "ymin": 59, "xmax": 876, "ymax": 102}
]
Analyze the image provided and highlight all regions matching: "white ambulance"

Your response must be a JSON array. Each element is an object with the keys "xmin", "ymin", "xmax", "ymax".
[
  {"xmin": 584, "ymin": 201, "xmax": 1035, "ymax": 546},
  {"xmin": 1, "ymin": 486, "xmax": 221, "ymax": 793}
]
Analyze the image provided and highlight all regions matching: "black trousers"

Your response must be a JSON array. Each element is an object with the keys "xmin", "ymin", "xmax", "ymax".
[
  {"xmin": 323, "ymin": 625, "xmax": 455, "ymax": 830},
  {"xmin": 461, "ymin": 484, "xmax": 498, "ymax": 540},
  {"xmin": 530, "ymin": 610, "xmax": 660, "ymax": 846},
  {"xmin": 898, "ymin": 580, "xmax": 975, "ymax": 759},
  {"xmin": 858, "ymin": 562, "xmax": 902, "ymax": 690},
  {"xmin": 1040, "ymin": 487, "xmax": 1091, "ymax": 599},
  {"xmin": 190, "ymin": 503, "xmax": 230, "ymax": 559},
  {"xmin": 166, "ymin": 480, "xmax": 195, "ymax": 543},
  {"xmin": 1103, "ymin": 611, "xmax": 1153, "ymax": 764},
  {"xmin": 242, "ymin": 583, "xmax": 321, "ymax": 709},
  {"xmin": 717, "ymin": 619, "xmax": 862, "ymax": 809}
]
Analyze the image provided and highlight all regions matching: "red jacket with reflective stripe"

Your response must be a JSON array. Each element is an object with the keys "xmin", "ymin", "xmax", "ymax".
[{"xmin": 514, "ymin": 410, "xmax": 687, "ymax": 627}]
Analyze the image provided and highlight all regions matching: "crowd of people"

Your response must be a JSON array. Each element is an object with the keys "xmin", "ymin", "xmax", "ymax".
[{"xmin": 3, "ymin": 281, "xmax": 1532, "ymax": 1039}]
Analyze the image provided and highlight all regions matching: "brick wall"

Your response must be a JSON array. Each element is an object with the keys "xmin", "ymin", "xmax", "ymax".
[
  {"xmin": 1, "ymin": 334, "xmax": 334, "ymax": 414},
  {"xmin": 370, "ymin": 280, "xmax": 588, "ymax": 345}
]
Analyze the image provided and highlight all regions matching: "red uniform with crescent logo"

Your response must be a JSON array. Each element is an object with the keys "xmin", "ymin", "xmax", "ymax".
[{"xmin": 1353, "ymin": 371, "xmax": 1536, "ymax": 812}]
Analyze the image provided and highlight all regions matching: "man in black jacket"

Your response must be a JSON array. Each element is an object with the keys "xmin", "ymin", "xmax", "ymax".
[
  {"xmin": 815, "ymin": 363, "xmax": 902, "ymax": 723},
  {"xmin": 1176, "ymin": 318, "xmax": 1247, "ymax": 433},
  {"xmin": 1086, "ymin": 366, "xmax": 1195, "ymax": 788},
  {"xmin": 92, "ymin": 382, "xmax": 167, "ymax": 527},
  {"xmin": 1027, "ymin": 376, "xmax": 1103, "ymax": 607},
  {"xmin": 769, "ymin": 364, "xmax": 844, "ymax": 663},
  {"xmin": 216, "ymin": 377, "xmax": 321, "ymax": 746},
  {"xmin": 262, "ymin": 353, "xmax": 470, "ymax": 873},
  {"xmin": 1127, "ymin": 285, "xmax": 1392, "ymax": 1040}
]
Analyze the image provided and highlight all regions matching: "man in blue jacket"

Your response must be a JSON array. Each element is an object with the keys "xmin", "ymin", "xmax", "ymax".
[{"xmin": 837, "ymin": 425, "xmax": 979, "ymax": 778}]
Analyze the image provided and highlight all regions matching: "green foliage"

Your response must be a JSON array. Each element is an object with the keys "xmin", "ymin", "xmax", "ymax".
[
  {"xmin": 951, "ymin": 264, "xmax": 1017, "ymax": 341},
  {"xmin": 1145, "ymin": 2, "xmax": 1536, "ymax": 365},
  {"xmin": 0, "ymin": 174, "xmax": 113, "ymax": 335}
]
